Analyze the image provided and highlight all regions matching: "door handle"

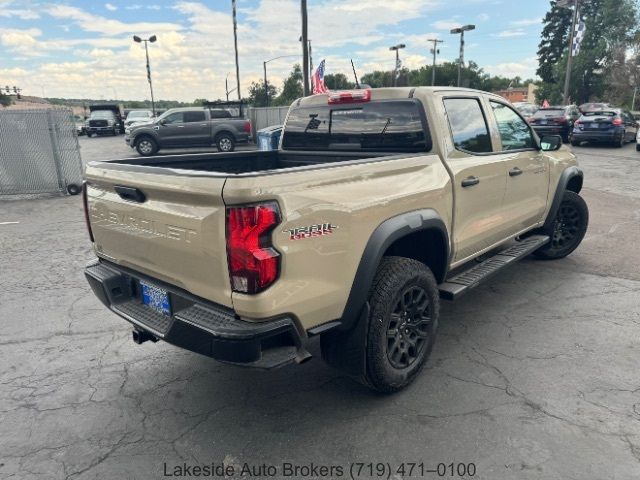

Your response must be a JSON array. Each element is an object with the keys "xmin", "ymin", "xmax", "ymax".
[
  {"xmin": 114, "ymin": 185, "xmax": 146, "ymax": 203},
  {"xmin": 176, "ymin": 125, "xmax": 185, "ymax": 128},
  {"xmin": 461, "ymin": 176, "xmax": 480, "ymax": 188},
  {"xmin": 509, "ymin": 167, "xmax": 523, "ymax": 177}
]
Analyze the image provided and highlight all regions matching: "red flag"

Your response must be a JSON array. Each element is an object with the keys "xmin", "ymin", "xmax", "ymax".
[{"xmin": 542, "ymin": 99, "xmax": 550, "ymax": 108}]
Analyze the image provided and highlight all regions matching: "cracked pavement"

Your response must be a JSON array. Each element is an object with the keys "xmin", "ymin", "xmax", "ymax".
[{"xmin": 0, "ymin": 143, "xmax": 639, "ymax": 479}]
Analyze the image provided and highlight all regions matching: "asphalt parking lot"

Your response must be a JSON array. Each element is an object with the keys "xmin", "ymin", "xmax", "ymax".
[{"xmin": 1, "ymin": 142, "xmax": 639, "ymax": 479}]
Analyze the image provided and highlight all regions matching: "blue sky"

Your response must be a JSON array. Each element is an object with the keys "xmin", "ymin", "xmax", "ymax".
[{"xmin": 0, "ymin": 0, "xmax": 550, "ymax": 101}]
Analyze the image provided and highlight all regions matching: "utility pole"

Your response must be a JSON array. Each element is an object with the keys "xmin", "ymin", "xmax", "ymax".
[
  {"xmin": 232, "ymin": 0, "xmax": 241, "ymax": 100},
  {"xmin": 428, "ymin": 38, "xmax": 444, "ymax": 86},
  {"xmin": 558, "ymin": 0, "xmax": 580, "ymax": 105},
  {"xmin": 389, "ymin": 44, "xmax": 406, "ymax": 87},
  {"xmin": 301, "ymin": 0, "xmax": 310, "ymax": 96},
  {"xmin": 450, "ymin": 25, "xmax": 475, "ymax": 87}
]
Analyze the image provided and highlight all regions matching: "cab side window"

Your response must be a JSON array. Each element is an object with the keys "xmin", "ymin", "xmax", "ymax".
[
  {"xmin": 164, "ymin": 112, "xmax": 184, "ymax": 124},
  {"xmin": 443, "ymin": 98, "xmax": 492, "ymax": 153},
  {"xmin": 489, "ymin": 101, "xmax": 536, "ymax": 151},
  {"xmin": 184, "ymin": 111, "xmax": 206, "ymax": 122}
]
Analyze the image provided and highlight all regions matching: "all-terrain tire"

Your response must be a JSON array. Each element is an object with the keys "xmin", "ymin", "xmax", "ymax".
[
  {"xmin": 361, "ymin": 257, "xmax": 440, "ymax": 393},
  {"xmin": 534, "ymin": 191, "xmax": 588, "ymax": 260}
]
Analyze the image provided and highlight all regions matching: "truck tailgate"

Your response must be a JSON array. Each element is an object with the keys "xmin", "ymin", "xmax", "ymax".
[{"xmin": 84, "ymin": 166, "xmax": 232, "ymax": 308}]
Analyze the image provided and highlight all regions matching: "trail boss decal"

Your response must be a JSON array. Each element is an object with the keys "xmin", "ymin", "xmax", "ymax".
[{"xmin": 284, "ymin": 223, "xmax": 338, "ymax": 241}]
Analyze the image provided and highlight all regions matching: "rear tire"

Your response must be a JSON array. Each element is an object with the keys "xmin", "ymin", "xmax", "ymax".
[
  {"xmin": 135, "ymin": 136, "xmax": 158, "ymax": 156},
  {"xmin": 614, "ymin": 135, "xmax": 624, "ymax": 148},
  {"xmin": 216, "ymin": 133, "xmax": 235, "ymax": 152},
  {"xmin": 86, "ymin": 132, "xmax": 92, "ymax": 138},
  {"xmin": 361, "ymin": 257, "xmax": 439, "ymax": 393},
  {"xmin": 534, "ymin": 191, "xmax": 588, "ymax": 260},
  {"xmin": 570, "ymin": 139, "xmax": 580, "ymax": 147}
]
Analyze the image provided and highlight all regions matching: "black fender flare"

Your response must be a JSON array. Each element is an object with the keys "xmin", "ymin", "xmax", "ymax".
[
  {"xmin": 543, "ymin": 166, "xmax": 584, "ymax": 231},
  {"xmin": 339, "ymin": 208, "xmax": 450, "ymax": 331}
]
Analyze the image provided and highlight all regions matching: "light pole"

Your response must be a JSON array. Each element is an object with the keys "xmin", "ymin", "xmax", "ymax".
[
  {"xmin": 301, "ymin": 0, "xmax": 310, "ymax": 96},
  {"xmin": 450, "ymin": 24, "xmax": 475, "ymax": 87},
  {"xmin": 133, "ymin": 34, "xmax": 157, "ymax": 116},
  {"xmin": 299, "ymin": 36, "xmax": 313, "ymax": 85},
  {"xmin": 231, "ymin": 0, "xmax": 241, "ymax": 101},
  {"xmin": 557, "ymin": 0, "xmax": 581, "ymax": 105},
  {"xmin": 389, "ymin": 44, "xmax": 406, "ymax": 87},
  {"xmin": 428, "ymin": 38, "xmax": 444, "ymax": 86},
  {"xmin": 263, "ymin": 55, "xmax": 298, "ymax": 106}
]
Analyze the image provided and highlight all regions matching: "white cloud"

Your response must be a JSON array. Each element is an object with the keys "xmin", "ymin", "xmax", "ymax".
[
  {"xmin": 104, "ymin": 3, "xmax": 117, "ymax": 11},
  {"xmin": 125, "ymin": 5, "xmax": 143, "ymax": 10},
  {"xmin": 511, "ymin": 17, "xmax": 542, "ymax": 27},
  {"xmin": 432, "ymin": 19, "xmax": 462, "ymax": 31},
  {"xmin": 477, "ymin": 13, "xmax": 489, "ymax": 21},
  {"xmin": 147, "ymin": 5, "xmax": 162, "ymax": 10},
  {"xmin": 485, "ymin": 57, "xmax": 538, "ymax": 79},
  {"xmin": 494, "ymin": 29, "xmax": 526, "ymax": 38},
  {"xmin": 45, "ymin": 5, "xmax": 181, "ymax": 36}
]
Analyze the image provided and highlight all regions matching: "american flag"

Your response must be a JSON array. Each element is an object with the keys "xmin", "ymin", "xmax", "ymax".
[{"xmin": 312, "ymin": 59, "xmax": 329, "ymax": 94}]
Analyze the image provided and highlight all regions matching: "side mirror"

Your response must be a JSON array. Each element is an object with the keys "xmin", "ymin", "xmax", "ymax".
[
  {"xmin": 158, "ymin": 118, "xmax": 166, "ymax": 126},
  {"xmin": 540, "ymin": 135, "xmax": 563, "ymax": 152}
]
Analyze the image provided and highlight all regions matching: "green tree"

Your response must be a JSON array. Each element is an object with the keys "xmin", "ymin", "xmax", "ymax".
[
  {"xmin": 0, "ymin": 92, "xmax": 11, "ymax": 107},
  {"xmin": 247, "ymin": 80, "xmax": 278, "ymax": 107},
  {"xmin": 537, "ymin": 0, "xmax": 639, "ymax": 104},
  {"xmin": 192, "ymin": 98, "xmax": 209, "ymax": 106},
  {"xmin": 273, "ymin": 64, "xmax": 304, "ymax": 106},
  {"xmin": 324, "ymin": 73, "xmax": 356, "ymax": 90}
]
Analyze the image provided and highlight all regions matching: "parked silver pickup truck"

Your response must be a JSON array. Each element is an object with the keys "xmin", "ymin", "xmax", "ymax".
[{"xmin": 125, "ymin": 106, "xmax": 252, "ymax": 155}]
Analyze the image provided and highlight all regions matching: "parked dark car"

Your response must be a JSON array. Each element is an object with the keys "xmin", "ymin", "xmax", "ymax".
[
  {"xmin": 528, "ymin": 105, "xmax": 581, "ymax": 143},
  {"xmin": 571, "ymin": 109, "xmax": 638, "ymax": 148}
]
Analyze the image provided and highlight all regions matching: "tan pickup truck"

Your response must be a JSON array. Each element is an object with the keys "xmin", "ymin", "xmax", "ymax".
[{"xmin": 83, "ymin": 87, "xmax": 588, "ymax": 392}]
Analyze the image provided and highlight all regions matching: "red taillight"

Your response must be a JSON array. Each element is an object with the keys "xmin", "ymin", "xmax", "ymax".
[
  {"xmin": 612, "ymin": 117, "xmax": 623, "ymax": 126},
  {"xmin": 327, "ymin": 89, "xmax": 371, "ymax": 104},
  {"xmin": 528, "ymin": 118, "xmax": 536, "ymax": 124},
  {"xmin": 243, "ymin": 120, "xmax": 252, "ymax": 134},
  {"xmin": 226, "ymin": 202, "xmax": 280, "ymax": 294},
  {"xmin": 82, "ymin": 181, "xmax": 94, "ymax": 243}
]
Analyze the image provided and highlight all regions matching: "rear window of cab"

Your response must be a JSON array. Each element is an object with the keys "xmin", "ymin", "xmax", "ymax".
[{"xmin": 281, "ymin": 100, "xmax": 431, "ymax": 153}]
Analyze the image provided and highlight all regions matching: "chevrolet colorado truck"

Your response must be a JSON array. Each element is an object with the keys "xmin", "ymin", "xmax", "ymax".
[
  {"xmin": 125, "ymin": 106, "xmax": 252, "ymax": 156},
  {"xmin": 83, "ymin": 87, "xmax": 588, "ymax": 393}
]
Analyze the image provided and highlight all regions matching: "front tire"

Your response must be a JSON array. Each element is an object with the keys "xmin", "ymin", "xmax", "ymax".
[
  {"xmin": 362, "ymin": 257, "xmax": 439, "ymax": 393},
  {"xmin": 635, "ymin": 143, "xmax": 640, "ymax": 152},
  {"xmin": 216, "ymin": 133, "xmax": 235, "ymax": 152},
  {"xmin": 135, "ymin": 136, "xmax": 158, "ymax": 156},
  {"xmin": 534, "ymin": 191, "xmax": 588, "ymax": 260},
  {"xmin": 86, "ymin": 132, "xmax": 92, "ymax": 138}
]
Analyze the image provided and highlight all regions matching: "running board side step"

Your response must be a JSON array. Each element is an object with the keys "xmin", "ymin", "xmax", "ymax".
[{"xmin": 439, "ymin": 235, "xmax": 550, "ymax": 300}]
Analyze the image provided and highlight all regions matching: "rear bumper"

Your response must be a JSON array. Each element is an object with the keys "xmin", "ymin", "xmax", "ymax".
[
  {"xmin": 572, "ymin": 130, "xmax": 622, "ymax": 142},
  {"xmin": 84, "ymin": 260, "xmax": 309, "ymax": 368},
  {"xmin": 532, "ymin": 125, "xmax": 569, "ymax": 137}
]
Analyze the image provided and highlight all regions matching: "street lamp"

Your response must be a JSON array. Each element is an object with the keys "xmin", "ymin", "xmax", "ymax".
[
  {"xmin": 263, "ymin": 55, "xmax": 298, "ymax": 107},
  {"xmin": 450, "ymin": 24, "xmax": 475, "ymax": 87},
  {"xmin": 389, "ymin": 44, "xmax": 406, "ymax": 87},
  {"xmin": 133, "ymin": 34, "xmax": 157, "ymax": 116}
]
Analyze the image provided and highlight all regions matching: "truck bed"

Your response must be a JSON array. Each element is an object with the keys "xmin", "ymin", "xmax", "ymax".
[{"xmin": 108, "ymin": 150, "xmax": 392, "ymax": 175}]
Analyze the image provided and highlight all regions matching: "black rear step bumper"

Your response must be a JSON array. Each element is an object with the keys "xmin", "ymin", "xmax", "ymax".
[{"xmin": 84, "ymin": 260, "xmax": 310, "ymax": 369}]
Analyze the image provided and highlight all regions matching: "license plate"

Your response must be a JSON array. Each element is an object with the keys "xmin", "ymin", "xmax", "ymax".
[
  {"xmin": 140, "ymin": 281, "xmax": 171, "ymax": 316},
  {"xmin": 540, "ymin": 120, "xmax": 547, "ymax": 125},
  {"xmin": 590, "ymin": 123, "xmax": 598, "ymax": 128}
]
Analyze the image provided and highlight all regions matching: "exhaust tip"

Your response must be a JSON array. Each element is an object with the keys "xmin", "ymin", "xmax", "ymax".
[{"xmin": 132, "ymin": 329, "xmax": 158, "ymax": 344}]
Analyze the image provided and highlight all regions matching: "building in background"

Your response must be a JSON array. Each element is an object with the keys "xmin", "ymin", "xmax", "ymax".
[{"xmin": 494, "ymin": 84, "xmax": 538, "ymax": 105}]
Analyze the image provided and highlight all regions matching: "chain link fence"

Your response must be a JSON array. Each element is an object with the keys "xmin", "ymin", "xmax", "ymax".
[{"xmin": 0, "ymin": 108, "xmax": 83, "ymax": 198}]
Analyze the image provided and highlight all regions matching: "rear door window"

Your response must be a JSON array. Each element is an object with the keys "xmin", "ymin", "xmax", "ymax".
[
  {"xmin": 281, "ymin": 100, "xmax": 430, "ymax": 152},
  {"xmin": 183, "ymin": 111, "xmax": 206, "ymax": 122},
  {"xmin": 443, "ymin": 98, "xmax": 492, "ymax": 153},
  {"xmin": 164, "ymin": 112, "xmax": 184, "ymax": 124}
]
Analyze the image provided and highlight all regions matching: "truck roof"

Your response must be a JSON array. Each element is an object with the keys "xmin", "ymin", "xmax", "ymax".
[{"xmin": 295, "ymin": 86, "xmax": 506, "ymax": 107}]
